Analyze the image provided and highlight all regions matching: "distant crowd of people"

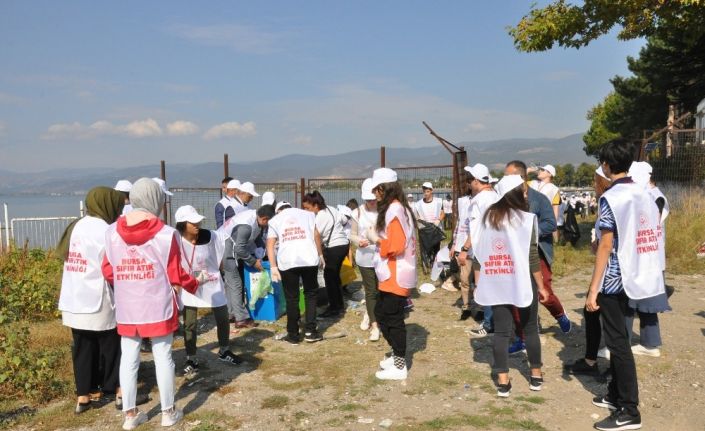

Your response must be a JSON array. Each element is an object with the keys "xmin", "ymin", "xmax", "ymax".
[{"xmin": 58, "ymin": 139, "xmax": 669, "ymax": 430}]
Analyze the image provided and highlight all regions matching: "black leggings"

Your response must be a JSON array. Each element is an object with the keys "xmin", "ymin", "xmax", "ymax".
[
  {"xmin": 491, "ymin": 288, "xmax": 542, "ymax": 373},
  {"xmin": 322, "ymin": 244, "xmax": 350, "ymax": 311}
]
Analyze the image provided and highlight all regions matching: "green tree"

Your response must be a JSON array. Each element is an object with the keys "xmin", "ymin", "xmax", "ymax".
[
  {"xmin": 561, "ymin": 163, "xmax": 575, "ymax": 186},
  {"xmin": 509, "ymin": 0, "xmax": 705, "ymax": 52},
  {"xmin": 575, "ymin": 162, "xmax": 598, "ymax": 186},
  {"xmin": 583, "ymin": 93, "xmax": 622, "ymax": 156}
]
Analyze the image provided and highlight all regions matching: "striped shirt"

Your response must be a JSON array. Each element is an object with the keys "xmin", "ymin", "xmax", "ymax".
[{"xmin": 597, "ymin": 197, "xmax": 623, "ymax": 294}]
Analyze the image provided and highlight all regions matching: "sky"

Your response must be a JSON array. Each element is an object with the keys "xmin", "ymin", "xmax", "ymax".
[{"xmin": 0, "ymin": 1, "xmax": 645, "ymax": 172}]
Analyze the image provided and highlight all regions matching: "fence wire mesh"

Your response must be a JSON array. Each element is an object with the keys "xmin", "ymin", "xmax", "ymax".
[
  {"xmin": 643, "ymin": 128, "xmax": 705, "ymax": 185},
  {"xmin": 168, "ymin": 187, "xmax": 222, "ymax": 230},
  {"xmin": 10, "ymin": 217, "xmax": 78, "ymax": 250},
  {"xmin": 394, "ymin": 165, "xmax": 454, "ymax": 199}
]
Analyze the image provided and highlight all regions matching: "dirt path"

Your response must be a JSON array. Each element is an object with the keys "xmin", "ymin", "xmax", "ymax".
[{"xmin": 11, "ymin": 270, "xmax": 705, "ymax": 431}]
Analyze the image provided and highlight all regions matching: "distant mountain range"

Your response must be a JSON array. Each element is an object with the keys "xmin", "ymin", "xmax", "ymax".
[{"xmin": 0, "ymin": 133, "xmax": 592, "ymax": 194}]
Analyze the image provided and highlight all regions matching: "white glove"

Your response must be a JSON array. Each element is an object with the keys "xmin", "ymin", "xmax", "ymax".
[
  {"xmin": 318, "ymin": 254, "xmax": 326, "ymax": 270},
  {"xmin": 270, "ymin": 266, "xmax": 281, "ymax": 283},
  {"xmin": 196, "ymin": 271, "xmax": 209, "ymax": 285},
  {"xmin": 366, "ymin": 226, "xmax": 380, "ymax": 245}
]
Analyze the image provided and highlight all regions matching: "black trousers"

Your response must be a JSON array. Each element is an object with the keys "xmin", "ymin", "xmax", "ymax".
[
  {"xmin": 322, "ymin": 244, "xmax": 350, "ymax": 311},
  {"xmin": 281, "ymin": 265, "xmax": 319, "ymax": 337},
  {"xmin": 583, "ymin": 307, "xmax": 601, "ymax": 361},
  {"xmin": 71, "ymin": 328, "xmax": 121, "ymax": 396},
  {"xmin": 492, "ymin": 285, "xmax": 542, "ymax": 373},
  {"xmin": 375, "ymin": 291, "xmax": 407, "ymax": 358},
  {"xmin": 598, "ymin": 292, "xmax": 639, "ymax": 416}
]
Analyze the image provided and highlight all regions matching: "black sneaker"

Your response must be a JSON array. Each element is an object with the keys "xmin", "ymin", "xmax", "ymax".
[
  {"xmin": 183, "ymin": 359, "xmax": 199, "ymax": 376},
  {"xmin": 318, "ymin": 308, "xmax": 342, "ymax": 319},
  {"xmin": 496, "ymin": 380, "xmax": 511, "ymax": 398},
  {"xmin": 592, "ymin": 395, "xmax": 618, "ymax": 411},
  {"xmin": 459, "ymin": 308, "xmax": 473, "ymax": 321},
  {"xmin": 594, "ymin": 408, "xmax": 642, "ymax": 430},
  {"xmin": 282, "ymin": 334, "xmax": 300, "ymax": 345},
  {"xmin": 529, "ymin": 375, "xmax": 543, "ymax": 391},
  {"xmin": 565, "ymin": 358, "xmax": 599, "ymax": 375},
  {"xmin": 218, "ymin": 350, "xmax": 242, "ymax": 365},
  {"xmin": 304, "ymin": 331, "xmax": 323, "ymax": 343}
]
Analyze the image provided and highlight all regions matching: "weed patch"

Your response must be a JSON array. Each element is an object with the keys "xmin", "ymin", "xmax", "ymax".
[{"xmin": 261, "ymin": 394, "xmax": 290, "ymax": 409}]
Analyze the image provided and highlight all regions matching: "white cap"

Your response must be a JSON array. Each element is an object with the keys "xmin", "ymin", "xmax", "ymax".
[
  {"xmin": 422, "ymin": 181, "xmax": 433, "ymax": 190},
  {"xmin": 495, "ymin": 175, "xmax": 524, "ymax": 198},
  {"xmin": 151, "ymin": 177, "xmax": 174, "ymax": 196},
  {"xmin": 226, "ymin": 179, "xmax": 241, "ymax": 190},
  {"xmin": 337, "ymin": 205, "xmax": 352, "ymax": 218},
  {"xmin": 370, "ymin": 168, "xmax": 398, "ymax": 189},
  {"xmin": 261, "ymin": 191, "xmax": 275, "ymax": 206},
  {"xmin": 174, "ymin": 205, "xmax": 205, "ymax": 224},
  {"xmin": 407, "ymin": 193, "xmax": 413, "ymax": 198},
  {"xmin": 629, "ymin": 161, "xmax": 652, "ymax": 189},
  {"xmin": 361, "ymin": 178, "xmax": 375, "ymax": 200},
  {"xmin": 238, "ymin": 181, "xmax": 259, "ymax": 197},
  {"xmin": 464, "ymin": 163, "xmax": 493, "ymax": 183},
  {"xmin": 595, "ymin": 166, "xmax": 610, "ymax": 180},
  {"xmin": 540, "ymin": 164, "xmax": 556, "ymax": 177},
  {"xmin": 114, "ymin": 180, "xmax": 132, "ymax": 193},
  {"xmin": 275, "ymin": 201, "xmax": 291, "ymax": 212}
]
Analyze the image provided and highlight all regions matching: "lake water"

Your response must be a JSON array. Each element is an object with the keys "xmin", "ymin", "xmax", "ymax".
[{"xmin": 1, "ymin": 194, "xmax": 84, "ymax": 220}]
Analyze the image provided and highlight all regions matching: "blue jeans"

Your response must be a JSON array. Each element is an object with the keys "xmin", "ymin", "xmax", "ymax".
[{"xmin": 482, "ymin": 306, "xmax": 494, "ymax": 331}]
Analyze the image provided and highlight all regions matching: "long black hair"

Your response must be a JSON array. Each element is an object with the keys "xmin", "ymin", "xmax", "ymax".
[
  {"xmin": 302, "ymin": 190, "xmax": 327, "ymax": 210},
  {"xmin": 375, "ymin": 181, "xmax": 416, "ymax": 232},
  {"xmin": 483, "ymin": 185, "xmax": 528, "ymax": 230}
]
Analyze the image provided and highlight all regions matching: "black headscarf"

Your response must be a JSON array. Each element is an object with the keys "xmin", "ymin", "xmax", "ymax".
[{"xmin": 56, "ymin": 186, "xmax": 125, "ymax": 261}]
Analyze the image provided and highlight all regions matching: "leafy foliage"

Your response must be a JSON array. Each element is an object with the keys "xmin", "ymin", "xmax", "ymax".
[
  {"xmin": 509, "ymin": 0, "xmax": 705, "ymax": 52},
  {"xmin": 0, "ymin": 248, "xmax": 63, "ymax": 323}
]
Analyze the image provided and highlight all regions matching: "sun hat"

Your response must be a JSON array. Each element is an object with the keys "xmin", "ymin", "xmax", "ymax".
[
  {"xmin": 114, "ymin": 180, "xmax": 132, "ymax": 193},
  {"xmin": 370, "ymin": 168, "xmax": 398, "ymax": 189},
  {"xmin": 175, "ymin": 205, "xmax": 205, "ymax": 224},
  {"xmin": 238, "ymin": 182, "xmax": 260, "ymax": 197},
  {"xmin": 151, "ymin": 177, "xmax": 174, "ymax": 196},
  {"xmin": 275, "ymin": 201, "xmax": 291, "ymax": 212},
  {"xmin": 539, "ymin": 164, "xmax": 556, "ymax": 177},
  {"xmin": 464, "ymin": 163, "xmax": 493, "ymax": 183},
  {"xmin": 226, "ymin": 179, "xmax": 241, "ymax": 190},
  {"xmin": 422, "ymin": 181, "xmax": 433, "ymax": 189},
  {"xmin": 495, "ymin": 175, "xmax": 524, "ymax": 198},
  {"xmin": 261, "ymin": 191, "xmax": 275, "ymax": 206},
  {"xmin": 361, "ymin": 178, "xmax": 375, "ymax": 200}
]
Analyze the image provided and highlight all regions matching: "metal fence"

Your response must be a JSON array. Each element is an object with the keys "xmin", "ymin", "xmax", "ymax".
[
  {"xmin": 642, "ymin": 128, "xmax": 705, "ymax": 184},
  {"xmin": 9, "ymin": 217, "xmax": 78, "ymax": 250},
  {"xmin": 306, "ymin": 178, "xmax": 366, "ymax": 207},
  {"xmin": 394, "ymin": 165, "xmax": 454, "ymax": 199}
]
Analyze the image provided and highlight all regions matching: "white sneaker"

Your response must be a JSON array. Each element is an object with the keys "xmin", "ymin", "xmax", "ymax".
[
  {"xmin": 360, "ymin": 312, "xmax": 370, "ymax": 331},
  {"xmin": 379, "ymin": 355, "xmax": 394, "ymax": 369},
  {"xmin": 632, "ymin": 344, "xmax": 661, "ymax": 357},
  {"xmin": 375, "ymin": 365, "xmax": 408, "ymax": 380},
  {"xmin": 123, "ymin": 411, "xmax": 147, "ymax": 430},
  {"xmin": 161, "ymin": 407, "xmax": 183, "ymax": 427},
  {"xmin": 597, "ymin": 347, "xmax": 610, "ymax": 360},
  {"xmin": 441, "ymin": 278, "xmax": 458, "ymax": 292},
  {"xmin": 369, "ymin": 326, "xmax": 380, "ymax": 342}
]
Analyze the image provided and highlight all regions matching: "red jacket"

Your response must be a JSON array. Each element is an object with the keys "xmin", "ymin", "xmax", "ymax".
[{"xmin": 102, "ymin": 216, "xmax": 198, "ymax": 338}]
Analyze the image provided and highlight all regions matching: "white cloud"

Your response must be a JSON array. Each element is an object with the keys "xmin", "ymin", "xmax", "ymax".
[
  {"xmin": 42, "ymin": 118, "xmax": 164, "ymax": 140},
  {"xmin": 203, "ymin": 121, "xmax": 257, "ymax": 140},
  {"xmin": 169, "ymin": 24, "xmax": 281, "ymax": 54},
  {"xmin": 464, "ymin": 123, "xmax": 487, "ymax": 133},
  {"xmin": 292, "ymin": 135, "xmax": 312, "ymax": 146},
  {"xmin": 167, "ymin": 121, "xmax": 199, "ymax": 136}
]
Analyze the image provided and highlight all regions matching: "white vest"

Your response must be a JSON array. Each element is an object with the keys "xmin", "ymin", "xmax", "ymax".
[
  {"xmin": 454, "ymin": 196, "xmax": 471, "ymax": 248},
  {"xmin": 374, "ymin": 202, "xmax": 417, "ymax": 289},
  {"xmin": 268, "ymin": 208, "xmax": 320, "ymax": 271},
  {"xmin": 179, "ymin": 230, "xmax": 227, "ymax": 308},
  {"xmin": 601, "ymin": 182, "xmax": 665, "ymax": 299},
  {"xmin": 474, "ymin": 211, "xmax": 536, "ymax": 307},
  {"xmin": 105, "ymin": 224, "xmax": 176, "ymax": 324},
  {"xmin": 354, "ymin": 205, "xmax": 378, "ymax": 268},
  {"xmin": 469, "ymin": 189, "xmax": 500, "ymax": 254},
  {"xmin": 415, "ymin": 198, "xmax": 443, "ymax": 224},
  {"xmin": 532, "ymin": 180, "xmax": 559, "ymax": 204},
  {"xmin": 647, "ymin": 186, "xmax": 669, "ymax": 270},
  {"xmin": 59, "ymin": 217, "xmax": 113, "ymax": 314}
]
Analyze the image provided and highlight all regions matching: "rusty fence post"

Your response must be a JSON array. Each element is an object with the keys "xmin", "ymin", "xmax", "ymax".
[
  {"xmin": 380, "ymin": 146, "xmax": 386, "ymax": 167},
  {"xmin": 224, "ymin": 153, "xmax": 229, "ymax": 178},
  {"xmin": 299, "ymin": 178, "xmax": 305, "ymax": 208},
  {"xmin": 160, "ymin": 160, "xmax": 169, "ymax": 224}
]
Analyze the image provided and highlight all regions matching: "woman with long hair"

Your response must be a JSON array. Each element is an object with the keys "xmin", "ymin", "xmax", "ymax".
[
  {"xmin": 58, "ymin": 186, "xmax": 124, "ymax": 413},
  {"xmin": 472, "ymin": 175, "xmax": 548, "ymax": 397},
  {"xmin": 302, "ymin": 190, "xmax": 350, "ymax": 318},
  {"xmin": 365, "ymin": 168, "xmax": 417, "ymax": 380}
]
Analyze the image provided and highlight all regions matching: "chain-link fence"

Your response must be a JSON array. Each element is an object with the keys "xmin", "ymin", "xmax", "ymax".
[
  {"xmin": 168, "ymin": 187, "xmax": 222, "ymax": 230},
  {"xmin": 642, "ymin": 128, "xmax": 705, "ymax": 185},
  {"xmin": 306, "ymin": 178, "xmax": 366, "ymax": 207},
  {"xmin": 394, "ymin": 165, "xmax": 454, "ymax": 199}
]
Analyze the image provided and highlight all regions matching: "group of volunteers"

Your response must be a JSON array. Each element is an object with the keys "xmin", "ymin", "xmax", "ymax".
[{"xmin": 57, "ymin": 138, "xmax": 668, "ymax": 430}]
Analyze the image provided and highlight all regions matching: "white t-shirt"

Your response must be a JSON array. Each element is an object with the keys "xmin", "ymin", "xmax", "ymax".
[
  {"xmin": 268, "ymin": 208, "xmax": 320, "ymax": 271},
  {"xmin": 442, "ymin": 199, "xmax": 453, "ymax": 214},
  {"xmin": 415, "ymin": 197, "xmax": 443, "ymax": 224},
  {"xmin": 453, "ymin": 196, "xmax": 471, "ymax": 248},
  {"xmin": 468, "ymin": 189, "xmax": 499, "ymax": 253},
  {"xmin": 530, "ymin": 180, "xmax": 560, "ymax": 205},
  {"xmin": 315, "ymin": 206, "xmax": 349, "ymax": 248}
]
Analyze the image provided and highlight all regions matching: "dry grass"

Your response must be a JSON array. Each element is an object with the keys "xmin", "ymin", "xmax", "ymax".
[{"xmin": 661, "ymin": 185, "xmax": 705, "ymax": 274}]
